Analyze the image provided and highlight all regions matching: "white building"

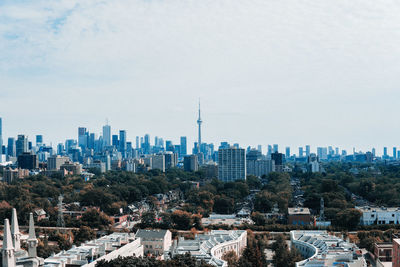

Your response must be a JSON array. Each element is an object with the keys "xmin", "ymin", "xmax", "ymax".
[
  {"xmin": 291, "ymin": 230, "xmax": 366, "ymax": 267},
  {"xmin": 166, "ymin": 230, "xmax": 247, "ymax": 267},
  {"xmin": 1, "ymin": 209, "xmax": 43, "ymax": 267},
  {"xmin": 246, "ymin": 159, "xmax": 274, "ymax": 177},
  {"xmin": 356, "ymin": 206, "xmax": 400, "ymax": 225},
  {"xmin": 218, "ymin": 147, "xmax": 246, "ymax": 182},
  {"xmin": 44, "ymin": 233, "xmax": 143, "ymax": 267},
  {"xmin": 135, "ymin": 229, "xmax": 172, "ymax": 258}
]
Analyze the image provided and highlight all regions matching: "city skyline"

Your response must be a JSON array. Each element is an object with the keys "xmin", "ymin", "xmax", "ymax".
[{"xmin": 0, "ymin": 114, "xmax": 399, "ymax": 157}]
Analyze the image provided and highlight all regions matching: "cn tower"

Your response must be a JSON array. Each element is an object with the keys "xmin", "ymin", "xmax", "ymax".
[{"xmin": 197, "ymin": 100, "xmax": 202, "ymax": 152}]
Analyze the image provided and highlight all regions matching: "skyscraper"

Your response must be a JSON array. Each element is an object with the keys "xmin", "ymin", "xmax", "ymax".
[
  {"xmin": 143, "ymin": 134, "xmax": 150, "ymax": 154},
  {"xmin": 112, "ymin": 135, "xmax": 119, "ymax": 148},
  {"xmin": 299, "ymin": 147, "xmax": 304, "ymax": 157},
  {"xmin": 16, "ymin": 135, "xmax": 28, "ymax": 157},
  {"xmin": 394, "ymin": 147, "xmax": 397, "ymax": 160},
  {"xmin": 35, "ymin": 135, "xmax": 43, "ymax": 146},
  {"xmin": 273, "ymin": 144, "xmax": 278, "ymax": 153},
  {"xmin": 78, "ymin": 127, "xmax": 88, "ymax": 149},
  {"xmin": 180, "ymin": 136, "xmax": 187, "ymax": 156},
  {"xmin": 7, "ymin": 137, "xmax": 15, "ymax": 157},
  {"xmin": 197, "ymin": 101, "xmax": 202, "ymax": 152},
  {"xmin": 102, "ymin": 124, "xmax": 111, "ymax": 147},
  {"xmin": 0, "ymin": 117, "xmax": 2, "ymax": 154},
  {"xmin": 119, "ymin": 130, "xmax": 127, "ymax": 157},
  {"xmin": 218, "ymin": 147, "xmax": 246, "ymax": 182},
  {"xmin": 305, "ymin": 145, "xmax": 311, "ymax": 156},
  {"xmin": 285, "ymin": 147, "xmax": 290, "ymax": 158}
]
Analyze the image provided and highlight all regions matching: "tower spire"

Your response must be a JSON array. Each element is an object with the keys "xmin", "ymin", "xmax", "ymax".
[
  {"xmin": 197, "ymin": 99, "xmax": 202, "ymax": 152},
  {"xmin": 11, "ymin": 208, "xmax": 21, "ymax": 251},
  {"xmin": 27, "ymin": 213, "xmax": 38, "ymax": 258},
  {"xmin": 2, "ymin": 219, "xmax": 16, "ymax": 267}
]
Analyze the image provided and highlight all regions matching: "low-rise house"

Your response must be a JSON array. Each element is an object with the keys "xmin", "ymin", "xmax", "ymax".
[
  {"xmin": 357, "ymin": 206, "xmax": 400, "ymax": 225},
  {"xmin": 135, "ymin": 229, "xmax": 172, "ymax": 258},
  {"xmin": 288, "ymin": 207, "xmax": 311, "ymax": 225},
  {"xmin": 373, "ymin": 242, "xmax": 392, "ymax": 265}
]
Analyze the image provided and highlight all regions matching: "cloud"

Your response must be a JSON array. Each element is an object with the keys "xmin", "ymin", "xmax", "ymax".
[{"xmin": 1, "ymin": 0, "xmax": 400, "ymax": 151}]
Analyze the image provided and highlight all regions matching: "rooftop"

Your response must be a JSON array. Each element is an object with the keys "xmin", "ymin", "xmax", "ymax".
[{"xmin": 288, "ymin": 207, "xmax": 310, "ymax": 215}]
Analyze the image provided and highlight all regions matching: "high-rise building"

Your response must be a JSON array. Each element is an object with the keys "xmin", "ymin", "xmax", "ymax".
[
  {"xmin": 305, "ymin": 145, "xmax": 311, "ymax": 156},
  {"xmin": 218, "ymin": 147, "xmax": 246, "ymax": 182},
  {"xmin": 267, "ymin": 145, "xmax": 272, "ymax": 157},
  {"xmin": 143, "ymin": 134, "xmax": 150, "ymax": 154},
  {"xmin": 36, "ymin": 135, "xmax": 43, "ymax": 146},
  {"xmin": 103, "ymin": 124, "xmax": 111, "ymax": 147},
  {"xmin": 166, "ymin": 140, "xmax": 174, "ymax": 152},
  {"xmin": 152, "ymin": 154, "xmax": 165, "ymax": 172},
  {"xmin": 0, "ymin": 117, "xmax": 3, "ymax": 154},
  {"xmin": 273, "ymin": 144, "xmax": 279, "ymax": 153},
  {"xmin": 136, "ymin": 136, "xmax": 140, "ymax": 149},
  {"xmin": 317, "ymin": 147, "xmax": 328, "ymax": 161},
  {"xmin": 119, "ymin": 130, "xmax": 127, "ymax": 157},
  {"xmin": 7, "ymin": 138, "xmax": 16, "ymax": 157},
  {"xmin": 180, "ymin": 136, "xmax": 187, "ymax": 156},
  {"xmin": 48, "ymin": 155, "xmax": 70, "ymax": 170},
  {"xmin": 17, "ymin": 152, "xmax": 38, "ymax": 170},
  {"xmin": 298, "ymin": 147, "xmax": 304, "ymax": 157},
  {"xmin": 285, "ymin": 147, "xmax": 290, "ymax": 158},
  {"xmin": 394, "ymin": 147, "xmax": 398, "ymax": 160},
  {"xmin": 78, "ymin": 127, "xmax": 88, "ymax": 149},
  {"xmin": 335, "ymin": 147, "xmax": 339, "ymax": 156},
  {"xmin": 112, "ymin": 135, "xmax": 119, "ymax": 148},
  {"xmin": 271, "ymin": 152, "xmax": 285, "ymax": 172},
  {"xmin": 372, "ymin": 148, "xmax": 376, "ymax": 157},
  {"xmin": 384, "ymin": 147, "xmax": 388, "ymax": 158},
  {"xmin": 16, "ymin": 135, "xmax": 28, "ymax": 157},
  {"xmin": 184, "ymin": 155, "xmax": 198, "ymax": 172},
  {"xmin": 197, "ymin": 101, "xmax": 202, "ymax": 152}
]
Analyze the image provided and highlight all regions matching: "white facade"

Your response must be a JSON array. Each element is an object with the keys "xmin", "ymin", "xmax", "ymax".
[
  {"xmin": 356, "ymin": 206, "xmax": 400, "ymax": 225},
  {"xmin": 44, "ymin": 233, "xmax": 143, "ymax": 267},
  {"xmin": 291, "ymin": 231, "xmax": 366, "ymax": 267},
  {"xmin": 135, "ymin": 229, "xmax": 172, "ymax": 258},
  {"xmin": 167, "ymin": 230, "xmax": 247, "ymax": 267}
]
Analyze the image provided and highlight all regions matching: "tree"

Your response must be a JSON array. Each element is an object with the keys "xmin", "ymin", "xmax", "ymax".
[
  {"xmin": 222, "ymin": 251, "xmax": 239, "ymax": 267},
  {"xmin": 74, "ymin": 226, "xmax": 96, "ymax": 245},
  {"xmin": 214, "ymin": 195, "xmax": 234, "ymax": 214},
  {"xmin": 251, "ymin": 212, "xmax": 267, "ymax": 226},
  {"xmin": 80, "ymin": 209, "xmax": 112, "ymax": 230},
  {"xmin": 272, "ymin": 234, "xmax": 301, "ymax": 267},
  {"xmin": 95, "ymin": 254, "xmax": 214, "ymax": 267},
  {"xmin": 334, "ymin": 208, "xmax": 362, "ymax": 229},
  {"xmin": 171, "ymin": 210, "xmax": 193, "ymax": 230}
]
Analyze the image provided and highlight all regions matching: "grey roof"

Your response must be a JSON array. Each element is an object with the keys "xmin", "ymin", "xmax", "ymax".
[{"xmin": 136, "ymin": 229, "xmax": 169, "ymax": 239}]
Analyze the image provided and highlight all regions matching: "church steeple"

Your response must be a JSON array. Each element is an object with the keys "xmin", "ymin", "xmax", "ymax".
[
  {"xmin": 2, "ymin": 219, "xmax": 16, "ymax": 267},
  {"xmin": 27, "ymin": 213, "xmax": 38, "ymax": 258},
  {"xmin": 11, "ymin": 208, "xmax": 21, "ymax": 251}
]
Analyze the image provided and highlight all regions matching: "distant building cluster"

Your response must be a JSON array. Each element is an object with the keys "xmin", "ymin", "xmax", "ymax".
[{"xmin": 0, "ymin": 106, "xmax": 399, "ymax": 184}]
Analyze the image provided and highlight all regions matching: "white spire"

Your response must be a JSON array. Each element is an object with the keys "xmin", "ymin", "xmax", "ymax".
[
  {"xmin": 27, "ymin": 213, "xmax": 38, "ymax": 258},
  {"xmin": 2, "ymin": 219, "xmax": 16, "ymax": 267},
  {"xmin": 11, "ymin": 208, "xmax": 21, "ymax": 251}
]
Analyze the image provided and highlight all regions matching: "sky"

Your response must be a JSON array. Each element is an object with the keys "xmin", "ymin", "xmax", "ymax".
[{"xmin": 1, "ymin": 0, "xmax": 400, "ymax": 154}]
